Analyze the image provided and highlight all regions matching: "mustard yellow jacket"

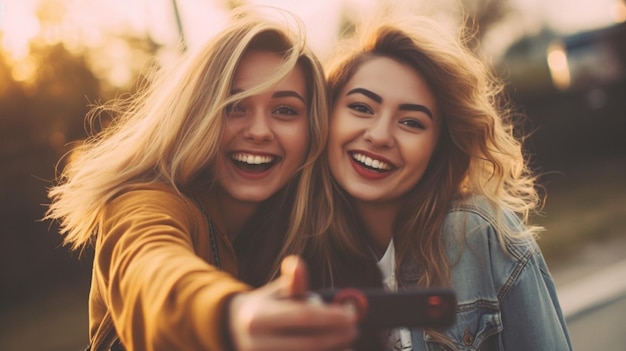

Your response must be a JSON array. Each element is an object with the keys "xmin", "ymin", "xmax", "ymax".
[{"xmin": 90, "ymin": 183, "xmax": 251, "ymax": 350}]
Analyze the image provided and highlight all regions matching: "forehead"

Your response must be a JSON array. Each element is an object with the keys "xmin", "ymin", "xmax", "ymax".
[
  {"xmin": 233, "ymin": 51, "xmax": 306, "ymax": 94},
  {"xmin": 344, "ymin": 56, "xmax": 438, "ymax": 115}
]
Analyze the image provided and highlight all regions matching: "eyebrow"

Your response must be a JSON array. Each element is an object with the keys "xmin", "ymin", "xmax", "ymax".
[
  {"xmin": 347, "ymin": 88, "xmax": 382, "ymax": 103},
  {"xmin": 399, "ymin": 104, "xmax": 433, "ymax": 119},
  {"xmin": 346, "ymin": 87, "xmax": 433, "ymax": 119},
  {"xmin": 273, "ymin": 90, "xmax": 305, "ymax": 103},
  {"xmin": 230, "ymin": 89, "xmax": 305, "ymax": 103}
]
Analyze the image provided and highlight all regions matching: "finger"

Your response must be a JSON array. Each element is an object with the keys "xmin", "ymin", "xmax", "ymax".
[
  {"xmin": 280, "ymin": 255, "xmax": 309, "ymax": 297},
  {"xmin": 233, "ymin": 299, "xmax": 358, "ymax": 351},
  {"xmin": 253, "ymin": 300, "xmax": 357, "ymax": 331}
]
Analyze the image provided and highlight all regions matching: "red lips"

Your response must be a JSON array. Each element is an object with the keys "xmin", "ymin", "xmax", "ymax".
[{"xmin": 348, "ymin": 151, "xmax": 394, "ymax": 180}]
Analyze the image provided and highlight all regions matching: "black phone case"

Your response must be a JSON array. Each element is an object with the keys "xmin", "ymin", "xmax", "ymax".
[{"xmin": 313, "ymin": 287, "xmax": 456, "ymax": 329}]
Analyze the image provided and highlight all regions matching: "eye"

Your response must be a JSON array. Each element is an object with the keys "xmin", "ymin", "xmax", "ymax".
[
  {"xmin": 225, "ymin": 102, "xmax": 245, "ymax": 116},
  {"xmin": 348, "ymin": 103, "xmax": 373, "ymax": 114},
  {"xmin": 274, "ymin": 105, "xmax": 298, "ymax": 116},
  {"xmin": 400, "ymin": 119, "xmax": 425, "ymax": 129}
]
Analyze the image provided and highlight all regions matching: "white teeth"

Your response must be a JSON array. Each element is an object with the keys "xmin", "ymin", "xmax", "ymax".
[
  {"xmin": 232, "ymin": 153, "xmax": 274, "ymax": 164},
  {"xmin": 351, "ymin": 152, "xmax": 391, "ymax": 170}
]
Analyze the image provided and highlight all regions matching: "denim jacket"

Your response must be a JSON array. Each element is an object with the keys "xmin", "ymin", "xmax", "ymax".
[{"xmin": 399, "ymin": 197, "xmax": 573, "ymax": 350}]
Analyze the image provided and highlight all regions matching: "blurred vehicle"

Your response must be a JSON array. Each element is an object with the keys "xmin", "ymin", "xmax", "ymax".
[
  {"xmin": 498, "ymin": 21, "xmax": 626, "ymax": 168},
  {"xmin": 547, "ymin": 21, "xmax": 626, "ymax": 105}
]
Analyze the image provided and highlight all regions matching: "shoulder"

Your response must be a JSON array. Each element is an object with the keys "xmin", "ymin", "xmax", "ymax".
[
  {"xmin": 97, "ymin": 183, "xmax": 209, "ymax": 260},
  {"xmin": 104, "ymin": 183, "xmax": 202, "ymax": 228},
  {"xmin": 109, "ymin": 183, "xmax": 196, "ymax": 209},
  {"xmin": 446, "ymin": 195, "xmax": 520, "ymax": 229},
  {"xmin": 413, "ymin": 197, "xmax": 566, "ymax": 350},
  {"xmin": 443, "ymin": 195, "xmax": 538, "ymax": 259},
  {"xmin": 442, "ymin": 195, "xmax": 542, "ymax": 297}
]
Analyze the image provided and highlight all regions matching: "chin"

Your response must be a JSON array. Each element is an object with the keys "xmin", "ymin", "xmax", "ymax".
[
  {"xmin": 234, "ymin": 193, "xmax": 273, "ymax": 203},
  {"xmin": 347, "ymin": 192, "xmax": 385, "ymax": 203}
]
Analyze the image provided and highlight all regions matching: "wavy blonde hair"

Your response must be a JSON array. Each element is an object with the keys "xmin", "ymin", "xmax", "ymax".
[
  {"xmin": 46, "ymin": 8, "xmax": 329, "ymax": 267},
  {"xmin": 316, "ymin": 14, "xmax": 543, "ymax": 288}
]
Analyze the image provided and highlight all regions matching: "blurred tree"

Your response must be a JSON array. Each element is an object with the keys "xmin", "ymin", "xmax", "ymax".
[
  {"xmin": 332, "ymin": 0, "xmax": 514, "ymax": 57},
  {"xmin": 337, "ymin": 7, "xmax": 357, "ymax": 38},
  {"xmin": 25, "ymin": 43, "xmax": 100, "ymax": 150},
  {"xmin": 0, "ymin": 51, "xmax": 28, "ymax": 157},
  {"xmin": 224, "ymin": 0, "xmax": 247, "ymax": 10},
  {"xmin": 460, "ymin": 0, "xmax": 513, "ymax": 53},
  {"xmin": 0, "ymin": 41, "xmax": 102, "ymax": 304},
  {"xmin": 0, "ymin": 0, "xmax": 162, "ymax": 304}
]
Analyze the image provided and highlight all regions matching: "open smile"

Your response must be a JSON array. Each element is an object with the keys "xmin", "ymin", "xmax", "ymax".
[
  {"xmin": 348, "ymin": 151, "xmax": 396, "ymax": 180},
  {"xmin": 349, "ymin": 151, "xmax": 393, "ymax": 172},
  {"xmin": 231, "ymin": 152, "xmax": 278, "ymax": 173}
]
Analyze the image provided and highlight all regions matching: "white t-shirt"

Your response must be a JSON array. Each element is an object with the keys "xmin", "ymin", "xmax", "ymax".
[{"xmin": 377, "ymin": 240, "xmax": 413, "ymax": 350}]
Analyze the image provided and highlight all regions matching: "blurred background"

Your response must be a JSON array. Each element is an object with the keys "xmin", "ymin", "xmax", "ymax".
[{"xmin": 1, "ymin": 0, "xmax": 625, "ymax": 350}]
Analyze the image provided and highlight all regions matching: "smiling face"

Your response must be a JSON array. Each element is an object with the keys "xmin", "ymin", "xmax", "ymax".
[
  {"xmin": 328, "ymin": 56, "xmax": 440, "ymax": 205},
  {"xmin": 214, "ymin": 50, "xmax": 309, "ymax": 203}
]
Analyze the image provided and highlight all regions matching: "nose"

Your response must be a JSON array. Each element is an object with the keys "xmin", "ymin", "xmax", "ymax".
[
  {"xmin": 243, "ymin": 109, "xmax": 273, "ymax": 142},
  {"xmin": 363, "ymin": 116, "xmax": 394, "ymax": 148}
]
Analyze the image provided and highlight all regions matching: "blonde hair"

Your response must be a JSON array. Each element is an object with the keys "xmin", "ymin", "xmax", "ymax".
[
  {"xmin": 46, "ymin": 8, "xmax": 329, "ymax": 262},
  {"xmin": 320, "ymin": 14, "xmax": 542, "ymax": 287}
]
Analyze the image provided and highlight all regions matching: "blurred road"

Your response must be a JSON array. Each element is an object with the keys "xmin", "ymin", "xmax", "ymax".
[
  {"xmin": 567, "ymin": 294, "xmax": 626, "ymax": 350},
  {"xmin": 550, "ymin": 234, "xmax": 626, "ymax": 351}
]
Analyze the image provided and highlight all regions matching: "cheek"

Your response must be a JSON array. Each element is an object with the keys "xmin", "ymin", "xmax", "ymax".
[
  {"xmin": 220, "ymin": 121, "xmax": 239, "ymax": 145},
  {"xmin": 327, "ymin": 123, "xmax": 345, "ymax": 163},
  {"xmin": 426, "ymin": 132, "xmax": 440, "ymax": 159},
  {"xmin": 328, "ymin": 111, "xmax": 354, "ymax": 146},
  {"xmin": 285, "ymin": 121, "xmax": 310, "ymax": 162},
  {"xmin": 402, "ymin": 134, "xmax": 439, "ymax": 168}
]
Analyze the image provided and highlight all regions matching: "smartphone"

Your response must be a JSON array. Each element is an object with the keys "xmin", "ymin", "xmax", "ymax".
[{"xmin": 310, "ymin": 287, "xmax": 456, "ymax": 329}]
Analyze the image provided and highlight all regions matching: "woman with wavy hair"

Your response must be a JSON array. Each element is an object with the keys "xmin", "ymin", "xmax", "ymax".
[
  {"xmin": 45, "ymin": 9, "xmax": 358, "ymax": 351},
  {"xmin": 309, "ymin": 14, "xmax": 573, "ymax": 350}
]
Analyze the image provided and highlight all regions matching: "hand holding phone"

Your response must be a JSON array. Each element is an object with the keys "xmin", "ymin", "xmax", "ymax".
[{"xmin": 310, "ymin": 287, "xmax": 456, "ymax": 329}]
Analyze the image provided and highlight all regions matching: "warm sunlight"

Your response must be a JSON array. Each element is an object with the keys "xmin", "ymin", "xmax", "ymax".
[
  {"xmin": 2, "ymin": 0, "xmax": 620, "ymax": 54},
  {"xmin": 547, "ymin": 41, "xmax": 571, "ymax": 90},
  {"xmin": 534, "ymin": 0, "xmax": 622, "ymax": 33},
  {"xmin": 614, "ymin": 0, "xmax": 626, "ymax": 22},
  {"xmin": 0, "ymin": 0, "xmax": 620, "ymax": 85},
  {"xmin": 0, "ymin": 0, "xmax": 40, "ymax": 62},
  {"xmin": 2, "ymin": 2, "xmax": 626, "ymax": 351}
]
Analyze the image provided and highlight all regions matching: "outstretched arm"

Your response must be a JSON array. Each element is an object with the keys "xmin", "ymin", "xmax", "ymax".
[{"xmin": 228, "ymin": 256, "xmax": 359, "ymax": 351}]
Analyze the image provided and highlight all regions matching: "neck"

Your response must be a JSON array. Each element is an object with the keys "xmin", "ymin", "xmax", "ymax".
[
  {"xmin": 355, "ymin": 200, "xmax": 401, "ymax": 258},
  {"xmin": 205, "ymin": 186, "xmax": 259, "ymax": 240}
]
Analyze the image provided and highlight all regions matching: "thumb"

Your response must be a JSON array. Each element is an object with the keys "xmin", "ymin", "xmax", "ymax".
[{"xmin": 279, "ymin": 255, "xmax": 310, "ymax": 298}]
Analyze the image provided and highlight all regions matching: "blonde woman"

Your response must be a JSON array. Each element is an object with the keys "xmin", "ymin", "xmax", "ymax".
[
  {"xmin": 309, "ymin": 15, "xmax": 573, "ymax": 350},
  {"xmin": 46, "ymin": 9, "xmax": 357, "ymax": 351}
]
